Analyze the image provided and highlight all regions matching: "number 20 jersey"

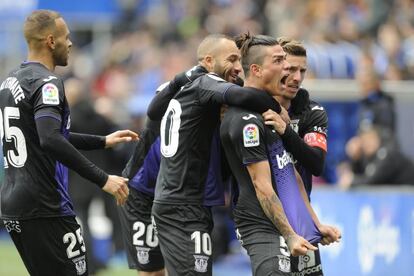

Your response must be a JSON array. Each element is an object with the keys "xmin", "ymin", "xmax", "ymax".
[
  {"xmin": 154, "ymin": 74, "xmax": 234, "ymax": 205},
  {"xmin": 0, "ymin": 62, "xmax": 73, "ymax": 220}
]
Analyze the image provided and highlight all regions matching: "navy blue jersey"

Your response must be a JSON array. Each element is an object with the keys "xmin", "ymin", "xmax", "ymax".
[
  {"xmin": 0, "ymin": 62, "xmax": 73, "ymax": 219},
  {"xmin": 289, "ymin": 88, "xmax": 328, "ymax": 197},
  {"xmin": 221, "ymin": 106, "xmax": 321, "ymax": 243},
  {"xmin": 123, "ymin": 66, "xmax": 224, "ymax": 206}
]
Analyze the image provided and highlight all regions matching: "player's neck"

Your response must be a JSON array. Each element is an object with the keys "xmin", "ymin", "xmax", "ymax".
[
  {"xmin": 275, "ymin": 95, "xmax": 291, "ymax": 110},
  {"xmin": 26, "ymin": 50, "xmax": 55, "ymax": 72}
]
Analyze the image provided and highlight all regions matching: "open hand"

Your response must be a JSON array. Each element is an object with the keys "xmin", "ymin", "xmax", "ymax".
[{"xmin": 105, "ymin": 130, "xmax": 139, "ymax": 148}]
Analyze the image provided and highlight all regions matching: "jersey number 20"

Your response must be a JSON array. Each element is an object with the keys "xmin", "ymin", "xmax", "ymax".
[{"xmin": 0, "ymin": 107, "xmax": 27, "ymax": 168}]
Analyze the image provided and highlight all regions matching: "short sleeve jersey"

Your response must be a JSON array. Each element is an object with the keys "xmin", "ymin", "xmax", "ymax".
[
  {"xmin": 221, "ymin": 106, "xmax": 321, "ymax": 243},
  {"xmin": 154, "ymin": 74, "xmax": 234, "ymax": 205},
  {"xmin": 0, "ymin": 62, "xmax": 73, "ymax": 219}
]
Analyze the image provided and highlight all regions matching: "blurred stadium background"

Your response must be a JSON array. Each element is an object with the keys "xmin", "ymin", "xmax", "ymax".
[{"xmin": 0, "ymin": 0, "xmax": 414, "ymax": 275}]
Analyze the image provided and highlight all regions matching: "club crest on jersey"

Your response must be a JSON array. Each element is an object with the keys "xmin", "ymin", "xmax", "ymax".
[
  {"xmin": 290, "ymin": 119, "xmax": 300, "ymax": 133},
  {"xmin": 72, "ymin": 255, "xmax": 87, "ymax": 275},
  {"xmin": 136, "ymin": 247, "xmax": 150, "ymax": 264},
  {"xmin": 243, "ymin": 124, "xmax": 259, "ymax": 147},
  {"xmin": 278, "ymin": 255, "xmax": 291, "ymax": 273},
  {"xmin": 42, "ymin": 83, "xmax": 59, "ymax": 105},
  {"xmin": 194, "ymin": 255, "xmax": 209, "ymax": 273}
]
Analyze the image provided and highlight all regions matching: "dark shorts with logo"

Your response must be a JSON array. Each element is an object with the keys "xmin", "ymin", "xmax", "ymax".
[
  {"xmin": 152, "ymin": 202, "xmax": 213, "ymax": 276},
  {"xmin": 4, "ymin": 216, "xmax": 88, "ymax": 276},
  {"xmin": 291, "ymin": 246, "xmax": 323, "ymax": 276},
  {"xmin": 236, "ymin": 227, "xmax": 291, "ymax": 276},
  {"xmin": 118, "ymin": 188, "xmax": 164, "ymax": 271}
]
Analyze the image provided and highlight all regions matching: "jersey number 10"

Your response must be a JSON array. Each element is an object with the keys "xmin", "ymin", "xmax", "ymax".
[
  {"xmin": 160, "ymin": 99, "xmax": 182, "ymax": 158},
  {"xmin": 0, "ymin": 107, "xmax": 27, "ymax": 168}
]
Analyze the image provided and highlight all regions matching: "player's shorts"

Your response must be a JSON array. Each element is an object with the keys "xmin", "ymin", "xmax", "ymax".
[
  {"xmin": 236, "ymin": 227, "xmax": 291, "ymax": 276},
  {"xmin": 152, "ymin": 202, "xmax": 213, "ymax": 276},
  {"xmin": 118, "ymin": 188, "xmax": 164, "ymax": 271},
  {"xmin": 291, "ymin": 246, "xmax": 323, "ymax": 276},
  {"xmin": 4, "ymin": 216, "xmax": 88, "ymax": 276}
]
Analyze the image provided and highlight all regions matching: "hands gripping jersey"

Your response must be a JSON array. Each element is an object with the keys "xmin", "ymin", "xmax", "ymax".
[
  {"xmin": 0, "ymin": 62, "xmax": 73, "ymax": 219},
  {"xmin": 220, "ymin": 106, "xmax": 321, "ymax": 243}
]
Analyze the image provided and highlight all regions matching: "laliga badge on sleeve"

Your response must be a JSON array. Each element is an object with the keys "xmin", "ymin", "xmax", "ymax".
[
  {"xmin": 42, "ymin": 83, "xmax": 59, "ymax": 105},
  {"xmin": 243, "ymin": 124, "xmax": 260, "ymax": 147}
]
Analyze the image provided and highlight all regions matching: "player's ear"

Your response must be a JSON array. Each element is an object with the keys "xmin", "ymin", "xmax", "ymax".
[
  {"xmin": 45, "ymin": 34, "xmax": 55, "ymax": 50},
  {"xmin": 203, "ymin": 55, "xmax": 215, "ymax": 72},
  {"xmin": 250, "ymin": 64, "xmax": 261, "ymax": 78}
]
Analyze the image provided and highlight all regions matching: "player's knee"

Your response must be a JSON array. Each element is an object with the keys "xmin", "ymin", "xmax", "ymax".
[{"xmin": 139, "ymin": 269, "xmax": 165, "ymax": 276}]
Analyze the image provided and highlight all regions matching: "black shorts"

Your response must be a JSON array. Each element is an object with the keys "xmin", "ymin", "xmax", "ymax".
[
  {"xmin": 152, "ymin": 203, "xmax": 213, "ymax": 276},
  {"xmin": 118, "ymin": 188, "xmax": 164, "ymax": 271},
  {"xmin": 4, "ymin": 216, "xmax": 88, "ymax": 276},
  {"xmin": 291, "ymin": 246, "xmax": 323, "ymax": 276},
  {"xmin": 236, "ymin": 227, "xmax": 291, "ymax": 276}
]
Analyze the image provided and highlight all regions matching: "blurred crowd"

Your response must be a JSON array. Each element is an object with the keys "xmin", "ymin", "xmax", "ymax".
[{"xmin": 49, "ymin": 0, "xmax": 414, "ymax": 132}]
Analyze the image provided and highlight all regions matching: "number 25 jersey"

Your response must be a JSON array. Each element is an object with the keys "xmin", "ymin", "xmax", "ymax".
[{"xmin": 0, "ymin": 62, "xmax": 73, "ymax": 220}]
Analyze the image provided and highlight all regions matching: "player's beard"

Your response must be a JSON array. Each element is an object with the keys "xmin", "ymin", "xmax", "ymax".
[
  {"xmin": 213, "ymin": 62, "xmax": 227, "ymax": 80},
  {"xmin": 52, "ymin": 45, "xmax": 68, "ymax": 67}
]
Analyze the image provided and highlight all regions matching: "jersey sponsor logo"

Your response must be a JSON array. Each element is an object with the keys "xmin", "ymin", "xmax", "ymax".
[
  {"xmin": 136, "ymin": 246, "xmax": 150, "ymax": 264},
  {"xmin": 276, "ymin": 150, "xmax": 294, "ymax": 169},
  {"xmin": 243, "ymin": 124, "xmax": 259, "ymax": 147},
  {"xmin": 290, "ymin": 119, "xmax": 300, "ymax": 133},
  {"xmin": 291, "ymin": 264, "xmax": 322, "ymax": 276},
  {"xmin": 72, "ymin": 255, "xmax": 87, "ymax": 275},
  {"xmin": 206, "ymin": 73, "xmax": 226, "ymax": 82},
  {"xmin": 311, "ymin": 105, "xmax": 324, "ymax": 111},
  {"xmin": 242, "ymin": 114, "xmax": 257, "ymax": 120},
  {"xmin": 42, "ymin": 83, "xmax": 59, "ymax": 105},
  {"xmin": 194, "ymin": 255, "xmax": 209, "ymax": 273},
  {"xmin": 277, "ymin": 255, "xmax": 291, "ymax": 273},
  {"xmin": 3, "ymin": 220, "xmax": 21, "ymax": 233},
  {"xmin": 42, "ymin": 75, "xmax": 58, "ymax": 82},
  {"xmin": 304, "ymin": 132, "xmax": 327, "ymax": 152},
  {"xmin": 296, "ymin": 251, "xmax": 316, "ymax": 272},
  {"xmin": 0, "ymin": 77, "xmax": 25, "ymax": 104}
]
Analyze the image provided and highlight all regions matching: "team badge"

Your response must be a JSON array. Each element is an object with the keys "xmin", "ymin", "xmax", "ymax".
[
  {"xmin": 42, "ymin": 83, "xmax": 59, "ymax": 105},
  {"xmin": 278, "ymin": 255, "xmax": 291, "ymax": 273},
  {"xmin": 72, "ymin": 255, "xmax": 87, "ymax": 275},
  {"xmin": 136, "ymin": 247, "xmax": 150, "ymax": 264},
  {"xmin": 194, "ymin": 255, "xmax": 209, "ymax": 273},
  {"xmin": 243, "ymin": 124, "xmax": 259, "ymax": 147},
  {"xmin": 290, "ymin": 119, "xmax": 300, "ymax": 133}
]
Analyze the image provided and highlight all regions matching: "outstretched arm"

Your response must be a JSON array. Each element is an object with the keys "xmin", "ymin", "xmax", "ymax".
[{"xmin": 36, "ymin": 116, "xmax": 129, "ymax": 205}]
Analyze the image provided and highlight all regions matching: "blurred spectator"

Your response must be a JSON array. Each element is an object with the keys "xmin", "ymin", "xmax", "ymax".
[
  {"xmin": 65, "ymin": 78, "xmax": 127, "ymax": 273},
  {"xmin": 356, "ymin": 56, "xmax": 395, "ymax": 132},
  {"xmin": 337, "ymin": 125, "xmax": 414, "ymax": 189}
]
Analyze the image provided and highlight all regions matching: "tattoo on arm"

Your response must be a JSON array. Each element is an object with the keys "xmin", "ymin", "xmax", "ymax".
[{"xmin": 258, "ymin": 193, "xmax": 295, "ymax": 239}]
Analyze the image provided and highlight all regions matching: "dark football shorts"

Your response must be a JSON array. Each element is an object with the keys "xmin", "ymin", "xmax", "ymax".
[
  {"xmin": 291, "ymin": 246, "xmax": 323, "ymax": 276},
  {"xmin": 118, "ymin": 188, "xmax": 164, "ymax": 271},
  {"xmin": 4, "ymin": 216, "xmax": 88, "ymax": 276},
  {"xmin": 152, "ymin": 202, "xmax": 214, "ymax": 276},
  {"xmin": 236, "ymin": 227, "xmax": 291, "ymax": 276}
]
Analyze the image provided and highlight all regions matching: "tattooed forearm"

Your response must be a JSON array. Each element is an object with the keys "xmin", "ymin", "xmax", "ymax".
[{"xmin": 258, "ymin": 192, "xmax": 295, "ymax": 239}]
